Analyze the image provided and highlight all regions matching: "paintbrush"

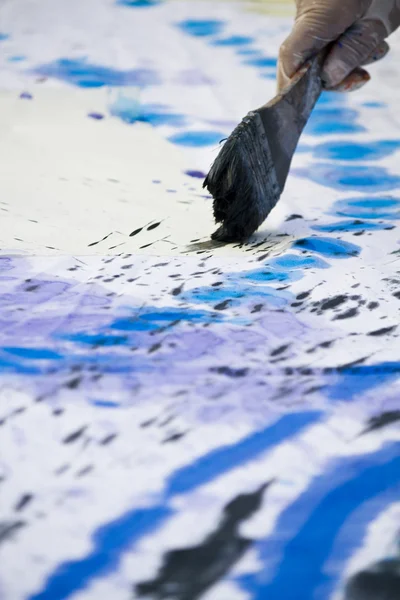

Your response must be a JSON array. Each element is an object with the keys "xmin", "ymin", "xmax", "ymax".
[{"xmin": 203, "ymin": 52, "xmax": 325, "ymax": 243}]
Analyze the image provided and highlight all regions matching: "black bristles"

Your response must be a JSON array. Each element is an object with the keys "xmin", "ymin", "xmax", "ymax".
[
  {"xmin": 203, "ymin": 111, "xmax": 281, "ymax": 243},
  {"xmin": 203, "ymin": 53, "xmax": 325, "ymax": 244}
]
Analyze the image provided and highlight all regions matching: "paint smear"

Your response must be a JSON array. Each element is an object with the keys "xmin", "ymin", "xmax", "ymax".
[
  {"xmin": 169, "ymin": 131, "xmax": 224, "ymax": 147},
  {"xmin": 294, "ymin": 164, "xmax": 400, "ymax": 192},
  {"xmin": 294, "ymin": 237, "xmax": 361, "ymax": 258},
  {"xmin": 311, "ymin": 140, "xmax": 400, "ymax": 162},
  {"xmin": 31, "ymin": 58, "xmax": 160, "ymax": 88},
  {"xmin": 332, "ymin": 197, "xmax": 400, "ymax": 220},
  {"xmin": 109, "ymin": 97, "xmax": 185, "ymax": 127},
  {"xmin": 177, "ymin": 19, "xmax": 225, "ymax": 37}
]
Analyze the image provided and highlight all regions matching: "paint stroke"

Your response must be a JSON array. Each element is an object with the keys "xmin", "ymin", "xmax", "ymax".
[
  {"xmin": 293, "ymin": 237, "xmax": 361, "ymax": 258},
  {"xmin": 168, "ymin": 131, "xmax": 224, "ymax": 147},
  {"xmin": 311, "ymin": 140, "xmax": 400, "ymax": 162},
  {"xmin": 294, "ymin": 164, "xmax": 400, "ymax": 192},
  {"xmin": 240, "ymin": 442, "xmax": 400, "ymax": 600},
  {"xmin": 177, "ymin": 19, "xmax": 225, "ymax": 38},
  {"xmin": 31, "ymin": 59, "xmax": 160, "ymax": 88},
  {"xmin": 109, "ymin": 97, "xmax": 185, "ymax": 127},
  {"xmin": 28, "ymin": 412, "xmax": 321, "ymax": 600},
  {"xmin": 332, "ymin": 197, "xmax": 400, "ymax": 220}
]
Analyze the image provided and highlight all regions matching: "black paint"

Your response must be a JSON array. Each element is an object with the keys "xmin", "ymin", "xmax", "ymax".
[
  {"xmin": 135, "ymin": 481, "xmax": 273, "ymax": 600},
  {"xmin": 368, "ymin": 326, "xmax": 397, "ymax": 336},
  {"xmin": 345, "ymin": 559, "xmax": 400, "ymax": 599},
  {"xmin": 361, "ymin": 411, "xmax": 400, "ymax": 435}
]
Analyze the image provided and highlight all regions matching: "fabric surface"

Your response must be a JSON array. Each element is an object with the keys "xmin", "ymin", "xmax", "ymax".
[{"xmin": 0, "ymin": 1, "xmax": 400, "ymax": 599}]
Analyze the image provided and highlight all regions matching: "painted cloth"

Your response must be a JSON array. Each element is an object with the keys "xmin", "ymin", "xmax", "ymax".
[{"xmin": 0, "ymin": 1, "xmax": 399, "ymax": 599}]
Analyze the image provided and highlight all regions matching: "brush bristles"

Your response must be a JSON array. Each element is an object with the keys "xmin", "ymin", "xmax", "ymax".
[{"xmin": 203, "ymin": 112, "xmax": 281, "ymax": 243}]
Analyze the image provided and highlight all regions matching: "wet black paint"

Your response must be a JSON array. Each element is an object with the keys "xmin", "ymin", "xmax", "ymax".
[
  {"xmin": 345, "ymin": 558, "xmax": 400, "ymax": 599},
  {"xmin": 361, "ymin": 411, "xmax": 400, "ymax": 435},
  {"xmin": 135, "ymin": 481, "xmax": 273, "ymax": 600}
]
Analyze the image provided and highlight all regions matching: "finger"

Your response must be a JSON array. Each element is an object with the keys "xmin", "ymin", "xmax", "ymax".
[
  {"xmin": 278, "ymin": 0, "xmax": 372, "ymax": 89},
  {"xmin": 328, "ymin": 67, "xmax": 371, "ymax": 92},
  {"xmin": 361, "ymin": 40, "xmax": 390, "ymax": 65},
  {"xmin": 322, "ymin": 18, "xmax": 387, "ymax": 88}
]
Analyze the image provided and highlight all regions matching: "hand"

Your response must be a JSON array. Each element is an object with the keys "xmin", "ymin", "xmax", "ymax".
[{"xmin": 278, "ymin": 0, "xmax": 400, "ymax": 92}]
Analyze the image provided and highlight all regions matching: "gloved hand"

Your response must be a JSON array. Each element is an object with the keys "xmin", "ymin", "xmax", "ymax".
[{"xmin": 278, "ymin": 0, "xmax": 400, "ymax": 92}]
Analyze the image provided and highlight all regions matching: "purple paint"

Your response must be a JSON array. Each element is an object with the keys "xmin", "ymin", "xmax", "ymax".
[{"xmin": 88, "ymin": 112, "xmax": 105, "ymax": 120}]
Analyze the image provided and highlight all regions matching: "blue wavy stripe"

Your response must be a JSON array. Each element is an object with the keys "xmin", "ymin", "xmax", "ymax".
[
  {"xmin": 29, "ymin": 411, "xmax": 321, "ymax": 600},
  {"xmin": 240, "ymin": 441, "xmax": 400, "ymax": 600}
]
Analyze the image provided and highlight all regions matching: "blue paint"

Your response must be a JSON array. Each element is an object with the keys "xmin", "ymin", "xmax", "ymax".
[
  {"xmin": 2, "ymin": 347, "xmax": 63, "ymax": 360},
  {"xmin": 31, "ymin": 59, "xmax": 160, "ymax": 88},
  {"xmin": 111, "ymin": 307, "xmax": 223, "ymax": 331},
  {"xmin": 332, "ymin": 197, "xmax": 400, "ymax": 220},
  {"xmin": 177, "ymin": 19, "xmax": 225, "ymax": 38},
  {"xmin": 88, "ymin": 112, "xmax": 104, "ymax": 120},
  {"xmin": 185, "ymin": 169, "xmax": 206, "ymax": 179},
  {"xmin": 244, "ymin": 56, "xmax": 277, "ymax": 68},
  {"xmin": 64, "ymin": 333, "xmax": 129, "ymax": 347},
  {"xmin": 19, "ymin": 92, "xmax": 33, "ymax": 99},
  {"xmin": 239, "ymin": 442, "xmax": 400, "ymax": 600},
  {"xmin": 109, "ymin": 96, "xmax": 185, "ymax": 127},
  {"xmin": 235, "ymin": 48, "xmax": 262, "ymax": 56},
  {"xmin": 183, "ymin": 284, "xmax": 291, "ymax": 309},
  {"xmin": 0, "ymin": 33, "xmax": 9, "ymax": 41},
  {"xmin": 8, "ymin": 55, "xmax": 26, "ymax": 62},
  {"xmin": 312, "ymin": 220, "xmax": 390, "ymax": 232},
  {"xmin": 261, "ymin": 72, "xmax": 276, "ymax": 80},
  {"xmin": 117, "ymin": 0, "xmax": 160, "ymax": 6},
  {"xmin": 363, "ymin": 101, "xmax": 386, "ymax": 108},
  {"xmin": 294, "ymin": 163, "xmax": 400, "ymax": 192},
  {"xmin": 242, "ymin": 269, "xmax": 300, "ymax": 284},
  {"xmin": 29, "ymin": 411, "xmax": 321, "ymax": 600},
  {"xmin": 294, "ymin": 237, "xmax": 361, "ymax": 258},
  {"xmin": 167, "ymin": 412, "xmax": 321, "ymax": 495},
  {"xmin": 91, "ymin": 400, "xmax": 120, "ymax": 408},
  {"xmin": 305, "ymin": 95, "xmax": 365, "ymax": 135},
  {"xmin": 0, "ymin": 356, "xmax": 40, "ymax": 375},
  {"xmin": 212, "ymin": 35, "xmax": 253, "ymax": 46},
  {"xmin": 268, "ymin": 254, "xmax": 330, "ymax": 270},
  {"xmin": 312, "ymin": 140, "xmax": 400, "ymax": 161},
  {"xmin": 169, "ymin": 131, "xmax": 223, "ymax": 147},
  {"xmin": 327, "ymin": 362, "xmax": 400, "ymax": 400}
]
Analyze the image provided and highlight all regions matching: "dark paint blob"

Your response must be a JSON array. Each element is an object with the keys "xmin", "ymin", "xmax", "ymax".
[
  {"xmin": 185, "ymin": 170, "xmax": 206, "ymax": 179},
  {"xmin": 361, "ymin": 411, "xmax": 400, "ymax": 435},
  {"xmin": 0, "ymin": 521, "xmax": 25, "ymax": 545},
  {"xmin": 345, "ymin": 559, "xmax": 400, "ymax": 600},
  {"xmin": 88, "ymin": 112, "xmax": 104, "ymax": 120},
  {"xmin": 135, "ymin": 482, "xmax": 272, "ymax": 600},
  {"xmin": 20, "ymin": 91, "xmax": 33, "ymax": 99}
]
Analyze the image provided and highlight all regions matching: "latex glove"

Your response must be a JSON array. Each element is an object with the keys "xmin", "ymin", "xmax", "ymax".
[{"xmin": 278, "ymin": 0, "xmax": 400, "ymax": 92}]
